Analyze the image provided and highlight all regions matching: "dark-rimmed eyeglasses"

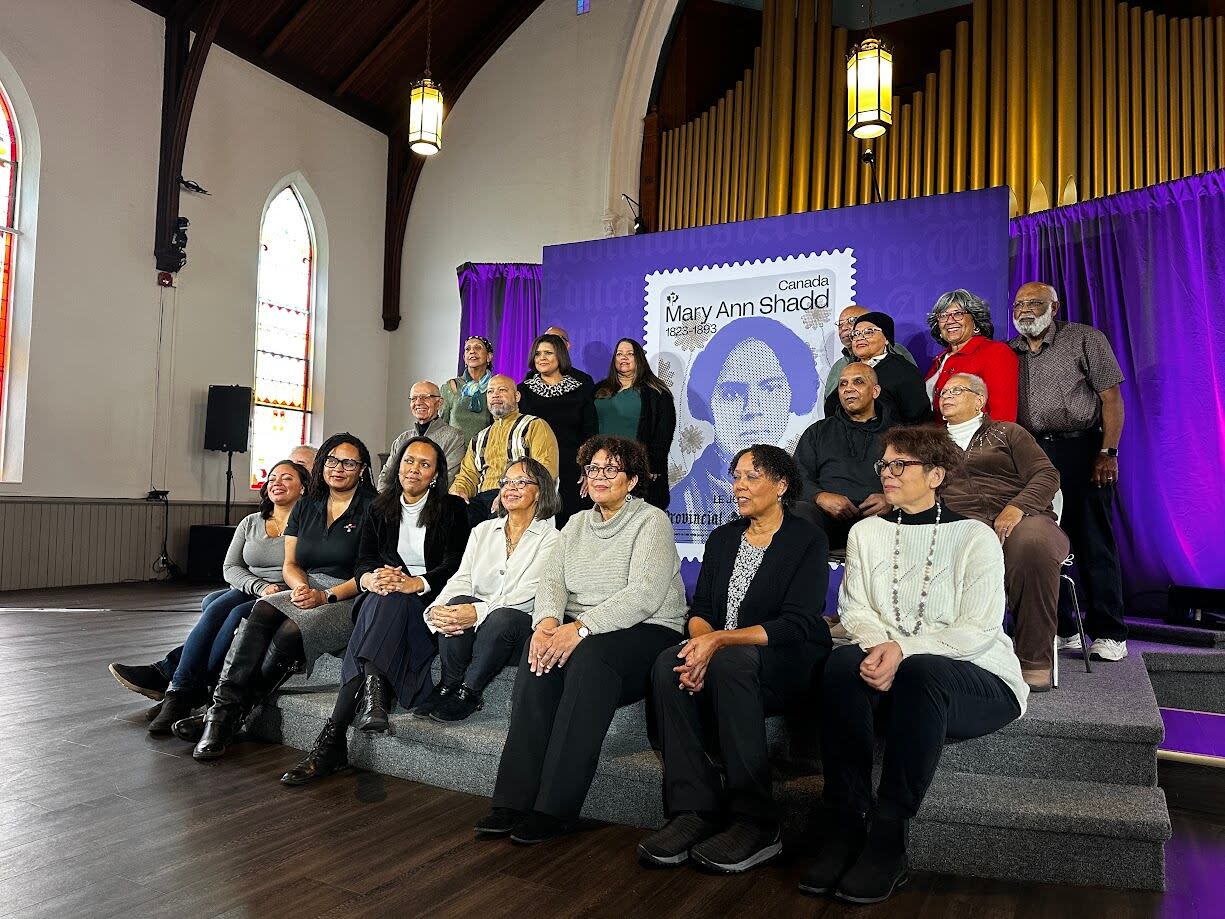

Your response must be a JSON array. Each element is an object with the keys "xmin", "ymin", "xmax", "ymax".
[
  {"xmin": 323, "ymin": 456, "xmax": 364, "ymax": 471},
  {"xmin": 583, "ymin": 464, "xmax": 624, "ymax": 480},
  {"xmin": 935, "ymin": 308, "xmax": 969, "ymax": 323},
  {"xmin": 874, "ymin": 459, "xmax": 926, "ymax": 478}
]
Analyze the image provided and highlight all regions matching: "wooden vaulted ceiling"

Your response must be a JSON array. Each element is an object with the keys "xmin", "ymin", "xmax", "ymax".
[{"xmin": 132, "ymin": 0, "xmax": 547, "ymax": 329}]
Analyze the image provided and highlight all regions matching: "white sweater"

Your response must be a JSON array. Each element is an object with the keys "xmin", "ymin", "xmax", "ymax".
[{"xmin": 839, "ymin": 508, "xmax": 1028, "ymax": 714}]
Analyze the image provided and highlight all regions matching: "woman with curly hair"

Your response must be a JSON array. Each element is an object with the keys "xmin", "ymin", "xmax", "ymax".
[
  {"xmin": 475, "ymin": 435, "xmax": 687, "ymax": 845},
  {"xmin": 923, "ymin": 289, "xmax": 1018, "ymax": 422},
  {"xmin": 640, "ymin": 444, "xmax": 831, "ymax": 874}
]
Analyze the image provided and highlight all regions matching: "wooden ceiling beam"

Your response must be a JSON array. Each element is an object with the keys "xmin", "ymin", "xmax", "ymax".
[
  {"xmin": 334, "ymin": 0, "xmax": 430, "ymax": 97},
  {"xmin": 262, "ymin": 0, "xmax": 324, "ymax": 58}
]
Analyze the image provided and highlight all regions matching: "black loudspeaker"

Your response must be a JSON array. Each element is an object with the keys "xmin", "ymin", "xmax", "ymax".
[
  {"xmin": 204, "ymin": 385, "xmax": 252, "ymax": 453},
  {"xmin": 187, "ymin": 524, "xmax": 236, "ymax": 582}
]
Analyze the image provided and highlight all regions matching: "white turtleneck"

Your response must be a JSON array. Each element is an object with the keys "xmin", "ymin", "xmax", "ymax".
[
  {"xmin": 396, "ymin": 495, "xmax": 430, "ymax": 593},
  {"xmin": 947, "ymin": 413, "xmax": 984, "ymax": 451}
]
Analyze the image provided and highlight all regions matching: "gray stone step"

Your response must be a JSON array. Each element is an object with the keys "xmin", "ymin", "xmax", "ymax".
[{"xmin": 1125, "ymin": 616, "xmax": 1225, "ymax": 649}]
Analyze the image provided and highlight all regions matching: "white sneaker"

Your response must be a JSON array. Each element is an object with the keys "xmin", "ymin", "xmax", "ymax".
[
  {"xmin": 1056, "ymin": 634, "xmax": 1083, "ymax": 652},
  {"xmin": 1089, "ymin": 638, "xmax": 1128, "ymax": 661}
]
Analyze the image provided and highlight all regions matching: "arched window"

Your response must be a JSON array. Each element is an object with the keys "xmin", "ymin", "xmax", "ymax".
[
  {"xmin": 250, "ymin": 186, "xmax": 315, "ymax": 488},
  {"xmin": 0, "ymin": 82, "xmax": 19, "ymax": 429}
]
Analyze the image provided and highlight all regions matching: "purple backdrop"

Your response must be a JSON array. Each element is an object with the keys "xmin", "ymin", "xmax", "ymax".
[
  {"xmin": 1011, "ymin": 170, "xmax": 1225, "ymax": 604},
  {"xmin": 457, "ymin": 262, "xmax": 542, "ymax": 378},
  {"xmin": 542, "ymin": 187, "xmax": 1011, "ymax": 381}
]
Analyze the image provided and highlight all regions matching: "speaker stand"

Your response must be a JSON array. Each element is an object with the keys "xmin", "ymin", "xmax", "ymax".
[{"xmin": 224, "ymin": 450, "xmax": 235, "ymax": 526}]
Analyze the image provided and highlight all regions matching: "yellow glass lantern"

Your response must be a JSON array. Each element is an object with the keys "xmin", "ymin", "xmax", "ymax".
[
  {"xmin": 408, "ymin": 77, "xmax": 444, "ymax": 156},
  {"xmin": 846, "ymin": 37, "xmax": 893, "ymax": 139}
]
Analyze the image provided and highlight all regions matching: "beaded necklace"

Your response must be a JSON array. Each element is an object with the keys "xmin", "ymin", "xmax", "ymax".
[{"xmin": 890, "ymin": 500, "xmax": 942, "ymax": 636}]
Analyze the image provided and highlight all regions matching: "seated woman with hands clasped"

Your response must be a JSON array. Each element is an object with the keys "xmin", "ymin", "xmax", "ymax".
[
  {"xmin": 281, "ymin": 436, "xmax": 470, "ymax": 786},
  {"xmin": 799, "ymin": 425, "xmax": 1027, "ymax": 906},
  {"xmin": 475, "ymin": 435, "xmax": 686, "ymax": 845},
  {"xmin": 641, "ymin": 445, "xmax": 831, "ymax": 874},
  {"xmin": 413, "ymin": 457, "xmax": 562, "ymax": 724}
]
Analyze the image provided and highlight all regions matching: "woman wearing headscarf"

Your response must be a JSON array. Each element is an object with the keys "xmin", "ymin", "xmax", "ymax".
[{"xmin": 441, "ymin": 335, "xmax": 495, "ymax": 443}]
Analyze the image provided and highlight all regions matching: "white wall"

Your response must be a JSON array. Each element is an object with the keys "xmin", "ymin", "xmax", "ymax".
[
  {"xmin": 0, "ymin": 0, "xmax": 388, "ymax": 501},
  {"xmin": 386, "ymin": 0, "xmax": 644, "ymax": 438}
]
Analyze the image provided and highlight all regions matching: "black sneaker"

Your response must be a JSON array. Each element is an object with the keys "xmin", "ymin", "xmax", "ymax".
[
  {"xmin": 475, "ymin": 806, "xmax": 526, "ymax": 837},
  {"xmin": 148, "ymin": 689, "xmax": 206, "ymax": 735},
  {"xmin": 509, "ymin": 811, "xmax": 577, "ymax": 845},
  {"xmin": 798, "ymin": 809, "xmax": 867, "ymax": 895},
  {"xmin": 638, "ymin": 812, "xmax": 723, "ymax": 867},
  {"xmin": 834, "ymin": 815, "xmax": 909, "ymax": 904},
  {"xmin": 430, "ymin": 685, "xmax": 483, "ymax": 723},
  {"xmin": 109, "ymin": 663, "xmax": 169, "ymax": 701},
  {"xmin": 689, "ymin": 820, "xmax": 782, "ymax": 874},
  {"xmin": 410, "ymin": 683, "xmax": 454, "ymax": 719}
]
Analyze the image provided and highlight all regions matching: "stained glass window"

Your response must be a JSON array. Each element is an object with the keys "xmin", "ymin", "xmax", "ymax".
[
  {"xmin": 250, "ymin": 186, "xmax": 314, "ymax": 488},
  {"xmin": 0, "ymin": 82, "xmax": 19, "ymax": 425}
]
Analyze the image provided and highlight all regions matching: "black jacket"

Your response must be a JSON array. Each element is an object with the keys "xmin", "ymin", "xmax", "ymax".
[
  {"xmin": 824, "ymin": 353, "xmax": 931, "ymax": 424},
  {"xmin": 354, "ymin": 493, "xmax": 471, "ymax": 609},
  {"xmin": 794, "ymin": 402, "xmax": 894, "ymax": 505},
  {"xmin": 637, "ymin": 384, "xmax": 677, "ymax": 510},
  {"xmin": 688, "ymin": 512, "xmax": 831, "ymax": 646}
]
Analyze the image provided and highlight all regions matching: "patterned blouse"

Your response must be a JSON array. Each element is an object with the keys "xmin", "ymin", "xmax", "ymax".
[{"xmin": 725, "ymin": 535, "xmax": 767, "ymax": 630}]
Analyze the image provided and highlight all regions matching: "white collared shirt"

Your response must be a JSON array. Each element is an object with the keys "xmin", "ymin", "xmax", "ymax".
[{"xmin": 426, "ymin": 515, "xmax": 560, "ymax": 632}]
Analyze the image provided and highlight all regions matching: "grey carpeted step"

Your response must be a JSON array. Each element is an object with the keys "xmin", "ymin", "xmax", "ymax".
[
  {"xmin": 1125, "ymin": 616, "xmax": 1225, "ymax": 648},
  {"xmin": 1139, "ymin": 642, "xmax": 1225, "ymax": 714}
]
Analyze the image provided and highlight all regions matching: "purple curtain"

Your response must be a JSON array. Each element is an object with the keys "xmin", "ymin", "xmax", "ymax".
[
  {"xmin": 457, "ymin": 262, "xmax": 542, "ymax": 379},
  {"xmin": 1009, "ymin": 170, "xmax": 1225, "ymax": 609}
]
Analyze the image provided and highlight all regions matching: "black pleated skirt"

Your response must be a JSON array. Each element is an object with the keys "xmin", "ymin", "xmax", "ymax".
[{"xmin": 340, "ymin": 591, "xmax": 436, "ymax": 708}]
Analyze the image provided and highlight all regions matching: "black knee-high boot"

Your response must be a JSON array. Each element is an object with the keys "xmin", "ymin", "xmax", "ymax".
[
  {"xmin": 193, "ymin": 619, "xmax": 277, "ymax": 761},
  {"xmin": 242, "ymin": 643, "xmax": 299, "ymax": 733}
]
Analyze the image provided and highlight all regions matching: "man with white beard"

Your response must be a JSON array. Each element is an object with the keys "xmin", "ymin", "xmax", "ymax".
[{"xmin": 1008, "ymin": 282, "xmax": 1129, "ymax": 662}]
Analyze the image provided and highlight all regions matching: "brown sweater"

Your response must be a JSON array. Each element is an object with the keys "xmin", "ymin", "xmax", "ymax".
[{"xmin": 943, "ymin": 417, "xmax": 1061, "ymax": 524}]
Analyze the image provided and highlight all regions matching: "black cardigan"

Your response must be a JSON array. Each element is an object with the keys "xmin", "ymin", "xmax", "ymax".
[
  {"xmin": 354, "ymin": 493, "xmax": 471, "ymax": 609},
  {"xmin": 688, "ymin": 512, "xmax": 831, "ymax": 646},
  {"xmin": 636, "ymin": 384, "xmax": 677, "ymax": 510}
]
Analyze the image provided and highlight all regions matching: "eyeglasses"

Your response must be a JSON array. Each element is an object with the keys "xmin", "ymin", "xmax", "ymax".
[
  {"xmin": 850, "ymin": 326, "xmax": 882, "ymax": 340},
  {"xmin": 583, "ymin": 464, "xmax": 624, "ymax": 480},
  {"xmin": 498, "ymin": 477, "xmax": 538, "ymax": 490},
  {"xmin": 935, "ymin": 309, "xmax": 969, "ymax": 323},
  {"xmin": 873, "ymin": 459, "xmax": 927, "ymax": 477},
  {"xmin": 323, "ymin": 456, "xmax": 364, "ymax": 471},
  {"xmin": 1012, "ymin": 298, "xmax": 1053, "ymax": 311},
  {"xmin": 835, "ymin": 318, "xmax": 860, "ymax": 329},
  {"xmin": 939, "ymin": 386, "xmax": 981, "ymax": 398},
  {"xmin": 409, "ymin": 394, "xmax": 441, "ymax": 402}
]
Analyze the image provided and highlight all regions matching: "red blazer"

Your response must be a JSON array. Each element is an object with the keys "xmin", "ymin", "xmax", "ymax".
[{"xmin": 924, "ymin": 335, "xmax": 1019, "ymax": 422}]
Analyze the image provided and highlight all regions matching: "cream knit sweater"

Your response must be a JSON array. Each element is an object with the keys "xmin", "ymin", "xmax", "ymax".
[{"xmin": 839, "ymin": 507, "xmax": 1029, "ymax": 713}]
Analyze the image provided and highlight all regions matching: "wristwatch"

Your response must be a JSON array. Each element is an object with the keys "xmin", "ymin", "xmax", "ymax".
[
  {"xmin": 1100, "ymin": 448, "xmax": 1119, "ymax": 457},
  {"xmin": 575, "ymin": 621, "xmax": 590, "ymax": 640},
  {"xmin": 326, "ymin": 592, "xmax": 338, "ymax": 604}
]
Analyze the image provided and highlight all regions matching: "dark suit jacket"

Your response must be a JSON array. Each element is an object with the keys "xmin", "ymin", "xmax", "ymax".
[
  {"xmin": 354, "ymin": 493, "xmax": 471, "ymax": 609},
  {"xmin": 689, "ymin": 512, "xmax": 831, "ymax": 646}
]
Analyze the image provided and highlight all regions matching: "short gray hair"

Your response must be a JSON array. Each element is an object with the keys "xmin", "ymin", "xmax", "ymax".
[
  {"xmin": 928, "ymin": 289, "xmax": 995, "ymax": 342},
  {"xmin": 948, "ymin": 372, "xmax": 988, "ymax": 397},
  {"xmin": 498, "ymin": 456, "xmax": 563, "ymax": 521}
]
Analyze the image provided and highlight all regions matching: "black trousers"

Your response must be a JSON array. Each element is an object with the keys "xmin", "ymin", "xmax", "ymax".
[
  {"xmin": 436, "ymin": 598, "xmax": 532, "ymax": 694},
  {"xmin": 652, "ymin": 641, "xmax": 829, "ymax": 825},
  {"xmin": 1038, "ymin": 430, "xmax": 1128, "ymax": 641},
  {"xmin": 821, "ymin": 646, "xmax": 1020, "ymax": 820},
  {"xmin": 792, "ymin": 502, "xmax": 854, "ymax": 552},
  {"xmin": 492, "ymin": 621, "xmax": 678, "ymax": 820}
]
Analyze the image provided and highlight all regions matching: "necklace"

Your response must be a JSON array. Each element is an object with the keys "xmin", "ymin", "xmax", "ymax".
[
  {"xmin": 890, "ymin": 501, "xmax": 941, "ymax": 636},
  {"xmin": 268, "ymin": 516, "xmax": 286, "ymax": 537},
  {"xmin": 504, "ymin": 520, "xmax": 527, "ymax": 556}
]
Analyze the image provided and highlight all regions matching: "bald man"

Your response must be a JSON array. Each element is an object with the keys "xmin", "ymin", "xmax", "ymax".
[
  {"xmin": 544, "ymin": 325, "xmax": 595, "ymax": 388},
  {"xmin": 794, "ymin": 362, "xmax": 895, "ymax": 550},
  {"xmin": 380, "ymin": 380, "xmax": 467, "ymax": 489},
  {"xmin": 823, "ymin": 305, "xmax": 917, "ymax": 400},
  {"xmin": 451, "ymin": 374, "xmax": 559, "ymax": 524}
]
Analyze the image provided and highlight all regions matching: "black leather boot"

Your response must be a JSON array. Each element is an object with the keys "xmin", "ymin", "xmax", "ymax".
[
  {"xmin": 834, "ymin": 814, "xmax": 909, "ymax": 904},
  {"xmin": 280, "ymin": 719, "xmax": 349, "ymax": 786},
  {"xmin": 356, "ymin": 673, "xmax": 391, "ymax": 734},
  {"xmin": 798, "ymin": 808, "xmax": 868, "ymax": 895},
  {"xmin": 193, "ymin": 621, "xmax": 275, "ymax": 761},
  {"xmin": 240, "ymin": 645, "xmax": 299, "ymax": 735}
]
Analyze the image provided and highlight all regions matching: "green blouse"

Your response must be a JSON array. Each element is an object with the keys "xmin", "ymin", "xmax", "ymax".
[{"xmin": 595, "ymin": 387, "xmax": 642, "ymax": 440}]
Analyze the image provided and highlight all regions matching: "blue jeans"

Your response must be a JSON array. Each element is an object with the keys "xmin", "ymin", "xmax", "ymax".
[{"xmin": 165, "ymin": 588, "xmax": 258, "ymax": 691}]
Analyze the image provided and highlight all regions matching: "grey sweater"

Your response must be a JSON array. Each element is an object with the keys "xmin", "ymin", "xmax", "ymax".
[
  {"xmin": 533, "ymin": 497, "xmax": 686, "ymax": 635},
  {"xmin": 223, "ymin": 512, "xmax": 287, "ymax": 596}
]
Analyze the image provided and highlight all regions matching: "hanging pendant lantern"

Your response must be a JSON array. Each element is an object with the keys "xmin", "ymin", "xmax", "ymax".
[
  {"xmin": 846, "ymin": 37, "xmax": 893, "ymax": 139},
  {"xmin": 408, "ymin": 0, "xmax": 444, "ymax": 155}
]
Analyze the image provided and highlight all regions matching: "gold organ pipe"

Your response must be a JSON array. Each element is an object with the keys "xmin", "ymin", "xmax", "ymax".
[
  {"xmin": 1103, "ymin": 1, "xmax": 1117, "ymax": 193},
  {"xmin": 723, "ymin": 89, "xmax": 735, "ymax": 221},
  {"xmin": 705, "ymin": 106, "xmax": 717, "ymax": 223},
  {"xmin": 662, "ymin": 130, "xmax": 673, "ymax": 230},
  {"xmin": 769, "ymin": 0, "xmax": 795, "ymax": 216},
  {"xmin": 876, "ymin": 131, "xmax": 888, "ymax": 204},
  {"xmin": 989, "ymin": 0, "xmax": 1006, "ymax": 187},
  {"xmin": 657, "ymin": 131, "xmax": 667, "ymax": 230},
  {"xmin": 897, "ymin": 102, "xmax": 911, "ymax": 199},
  {"xmin": 1077, "ymin": 3, "xmax": 1092, "ymax": 197},
  {"xmin": 1155, "ymin": 16, "xmax": 1169, "ymax": 184},
  {"xmin": 810, "ymin": 0, "xmax": 832, "ymax": 210},
  {"xmin": 827, "ymin": 27, "xmax": 847, "ymax": 208},
  {"xmin": 1143, "ymin": 12, "xmax": 1157, "ymax": 187},
  {"xmin": 671, "ymin": 127, "xmax": 682, "ymax": 230},
  {"xmin": 1129, "ymin": 7, "xmax": 1142, "ymax": 188},
  {"xmin": 1091, "ymin": 0, "xmax": 1106, "ymax": 197},
  {"xmin": 952, "ymin": 20, "xmax": 970, "ymax": 193},
  {"xmin": 970, "ymin": 0, "xmax": 988, "ymax": 188},
  {"xmin": 1169, "ymin": 18, "xmax": 1183, "ymax": 182},
  {"xmin": 730, "ymin": 81, "xmax": 743, "ymax": 222},
  {"xmin": 687, "ymin": 117, "xmax": 698, "ymax": 227},
  {"xmin": 698, "ymin": 110, "xmax": 710, "ymax": 225},
  {"xmin": 910, "ymin": 90, "xmax": 924, "ymax": 200},
  {"xmin": 1005, "ymin": 0, "xmax": 1026, "ymax": 214},
  {"xmin": 937, "ymin": 48, "xmax": 953, "ymax": 195},
  {"xmin": 682, "ymin": 122, "xmax": 693, "ymax": 227},
  {"xmin": 885, "ymin": 111, "xmax": 899, "ymax": 201},
  {"xmin": 1180, "ymin": 18, "xmax": 1193, "ymax": 178},
  {"xmin": 1192, "ymin": 17, "xmax": 1206, "ymax": 175},
  {"xmin": 792, "ymin": 0, "xmax": 815, "ymax": 213},
  {"xmin": 1027, "ymin": 0, "xmax": 1053, "ymax": 212},
  {"xmin": 1055, "ymin": 0, "xmax": 1077, "ymax": 205},
  {"xmin": 923, "ymin": 71, "xmax": 937, "ymax": 197},
  {"xmin": 1116, "ymin": 3, "xmax": 1131, "ymax": 193},
  {"xmin": 713, "ymin": 96, "xmax": 726, "ymax": 224},
  {"xmin": 741, "ymin": 66, "xmax": 754, "ymax": 220},
  {"xmin": 1217, "ymin": 19, "xmax": 1225, "ymax": 168},
  {"xmin": 754, "ymin": 0, "xmax": 776, "ymax": 217},
  {"xmin": 1206, "ymin": 19, "xmax": 1218, "ymax": 171},
  {"xmin": 845, "ymin": 134, "xmax": 860, "ymax": 206}
]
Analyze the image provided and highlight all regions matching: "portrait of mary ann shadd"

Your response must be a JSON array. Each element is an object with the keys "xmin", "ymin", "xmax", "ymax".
[{"xmin": 669, "ymin": 315, "xmax": 820, "ymax": 543}]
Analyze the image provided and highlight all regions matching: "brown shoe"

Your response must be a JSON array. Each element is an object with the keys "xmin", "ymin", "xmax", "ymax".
[{"xmin": 1022, "ymin": 668, "xmax": 1053, "ymax": 692}]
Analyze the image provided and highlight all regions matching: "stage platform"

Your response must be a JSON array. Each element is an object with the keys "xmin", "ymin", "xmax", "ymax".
[{"xmin": 259, "ymin": 642, "xmax": 1173, "ymax": 891}]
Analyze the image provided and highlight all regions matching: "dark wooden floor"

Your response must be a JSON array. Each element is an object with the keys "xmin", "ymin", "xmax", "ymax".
[{"xmin": 1, "ymin": 583, "xmax": 1222, "ymax": 918}]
